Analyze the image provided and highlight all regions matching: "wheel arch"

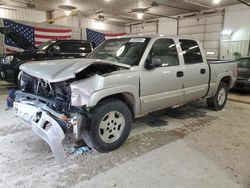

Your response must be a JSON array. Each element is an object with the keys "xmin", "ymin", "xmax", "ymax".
[
  {"xmin": 87, "ymin": 87, "xmax": 140, "ymax": 118},
  {"xmin": 97, "ymin": 93, "xmax": 136, "ymax": 118},
  {"xmin": 220, "ymin": 76, "xmax": 232, "ymax": 89}
]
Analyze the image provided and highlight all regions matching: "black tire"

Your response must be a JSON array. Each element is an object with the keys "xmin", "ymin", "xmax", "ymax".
[
  {"xmin": 82, "ymin": 99, "xmax": 132, "ymax": 152},
  {"xmin": 207, "ymin": 81, "xmax": 228, "ymax": 111}
]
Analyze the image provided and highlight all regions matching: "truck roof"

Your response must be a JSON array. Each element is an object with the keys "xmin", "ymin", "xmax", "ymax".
[
  {"xmin": 53, "ymin": 39, "xmax": 90, "ymax": 43},
  {"xmin": 111, "ymin": 34, "xmax": 199, "ymax": 41}
]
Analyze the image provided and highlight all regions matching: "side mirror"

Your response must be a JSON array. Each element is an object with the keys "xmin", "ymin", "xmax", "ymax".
[{"xmin": 145, "ymin": 56, "xmax": 162, "ymax": 70}]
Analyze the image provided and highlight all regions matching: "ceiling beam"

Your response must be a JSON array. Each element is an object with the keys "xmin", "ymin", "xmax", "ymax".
[
  {"xmin": 238, "ymin": 0, "xmax": 250, "ymax": 7},
  {"xmin": 145, "ymin": 13, "xmax": 178, "ymax": 20},
  {"xmin": 152, "ymin": 1, "xmax": 197, "ymax": 12},
  {"xmin": 184, "ymin": 0, "xmax": 211, "ymax": 9}
]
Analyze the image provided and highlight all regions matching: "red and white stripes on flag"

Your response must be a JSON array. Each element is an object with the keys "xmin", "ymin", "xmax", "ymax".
[
  {"xmin": 3, "ymin": 19, "xmax": 72, "ymax": 52},
  {"xmin": 34, "ymin": 28, "xmax": 72, "ymax": 46}
]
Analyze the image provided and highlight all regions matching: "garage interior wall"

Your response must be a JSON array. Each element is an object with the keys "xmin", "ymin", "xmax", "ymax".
[
  {"xmin": 126, "ymin": 4, "xmax": 250, "ymax": 60},
  {"xmin": 178, "ymin": 13, "xmax": 223, "ymax": 60},
  {"xmin": 0, "ymin": 6, "xmax": 125, "ymax": 53},
  {"xmin": 53, "ymin": 10, "xmax": 125, "ymax": 39},
  {"xmin": 1, "ymin": 4, "xmax": 250, "ymax": 60},
  {"xmin": 0, "ymin": 6, "xmax": 46, "ymax": 22},
  {"xmin": 126, "ymin": 13, "xmax": 223, "ymax": 60},
  {"xmin": 220, "ymin": 4, "xmax": 250, "ymax": 60}
]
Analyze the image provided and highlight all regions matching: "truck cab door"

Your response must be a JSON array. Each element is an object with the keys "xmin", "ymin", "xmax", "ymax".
[
  {"xmin": 140, "ymin": 38, "xmax": 184, "ymax": 114},
  {"xmin": 179, "ymin": 39, "xmax": 210, "ymax": 102}
]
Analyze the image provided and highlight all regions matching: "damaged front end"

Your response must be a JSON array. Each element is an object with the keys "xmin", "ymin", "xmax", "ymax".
[
  {"xmin": 14, "ymin": 72, "xmax": 92, "ymax": 161},
  {"xmin": 14, "ymin": 61, "xmax": 128, "ymax": 160}
]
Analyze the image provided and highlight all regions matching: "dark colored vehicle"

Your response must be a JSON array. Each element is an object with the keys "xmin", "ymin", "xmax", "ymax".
[
  {"xmin": 0, "ymin": 27, "xmax": 93, "ymax": 84},
  {"xmin": 234, "ymin": 57, "xmax": 250, "ymax": 91}
]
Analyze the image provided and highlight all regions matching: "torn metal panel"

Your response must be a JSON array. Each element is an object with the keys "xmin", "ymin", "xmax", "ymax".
[{"xmin": 71, "ymin": 74, "xmax": 105, "ymax": 107}]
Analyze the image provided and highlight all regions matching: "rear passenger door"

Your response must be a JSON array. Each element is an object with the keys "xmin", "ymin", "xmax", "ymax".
[{"xmin": 179, "ymin": 39, "xmax": 209, "ymax": 102}]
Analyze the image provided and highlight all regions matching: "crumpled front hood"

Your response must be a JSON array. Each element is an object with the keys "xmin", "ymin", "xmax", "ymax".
[{"xmin": 20, "ymin": 58, "xmax": 130, "ymax": 82}]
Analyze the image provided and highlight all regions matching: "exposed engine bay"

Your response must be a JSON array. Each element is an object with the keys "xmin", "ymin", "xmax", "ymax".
[{"xmin": 18, "ymin": 62, "xmax": 126, "ymax": 112}]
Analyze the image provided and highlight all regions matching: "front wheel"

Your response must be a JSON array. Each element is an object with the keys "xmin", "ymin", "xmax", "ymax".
[
  {"xmin": 82, "ymin": 99, "xmax": 132, "ymax": 152},
  {"xmin": 207, "ymin": 81, "xmax": 228, "ymax": 111}
]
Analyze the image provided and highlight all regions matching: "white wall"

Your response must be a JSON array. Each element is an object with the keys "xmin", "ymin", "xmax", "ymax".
[
  {"xmin": 178, "ymin": 14, "xmax": 223, "ymax": 59},
  {"xmin": 125, "ymin": 18, "xmax": 177, "ymax": 36},
  {"xmin": 126, "ymin": 4, "xmax": 250, "ymax": 60},
  {"xmin": 158, "ymin": 17, "xmax": 177, "ymax": 35},
  {"xmin": 220, "ymin": 4, "xmax": 250, "ymax": 59},
  {"xmin": 53, "ymin": 10, "xmax": 125, "ymax": 36},
  {"xmin": 224, "ymin": 4, "xmax": 250, "ymax": 41},
  {"xmin": 0, "ymin": 6, "xmax": 46, "ymax": 22}
]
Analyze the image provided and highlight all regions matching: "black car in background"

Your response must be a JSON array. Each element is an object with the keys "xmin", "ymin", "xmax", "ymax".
[
  {"xmin": 234, "ymin": 57, "xmax": 250, "ymax": 91},
  {"xmin": 0, "ymin": 27, "xmax": 93, "ymax": 84}
]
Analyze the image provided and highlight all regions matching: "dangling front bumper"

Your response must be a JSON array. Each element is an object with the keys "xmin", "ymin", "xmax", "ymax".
[{"xmin": 13, "ymin": 101, "xmax": 66, "ymax": 161}]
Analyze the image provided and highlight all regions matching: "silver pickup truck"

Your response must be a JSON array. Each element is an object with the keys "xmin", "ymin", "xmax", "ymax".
[{"xmin": 13, "ymin": 35, "xmax": 237, "ymax": 160}]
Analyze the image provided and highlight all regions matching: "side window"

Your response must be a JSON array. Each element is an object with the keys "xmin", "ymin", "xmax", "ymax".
[
  {"xmin": 72, "ymin": 42, "xmax": 92, "ymax": 53},
  {"xmin": 54, "ymin": 42, "xmax": 74, "ymax": 53},
  {"xmin": 179, "ymin": 39, "xmax": 203, "ymax": 64},
  {"xmin": 53, "ymin": 42, "xmax": 92, "ymax": 53},
  {"xmin": 150, "ymin": 38, "xmax": 179, "ymax": 67}
]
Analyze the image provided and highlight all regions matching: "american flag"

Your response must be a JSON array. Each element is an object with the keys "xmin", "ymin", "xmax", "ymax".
[
  {"xmin": 3, "ymin": 19, "xmax": 72, "ymax": 53},
  {"xmin": 86, "ymin": 28, "xmax": 126, "ymax": 48}
]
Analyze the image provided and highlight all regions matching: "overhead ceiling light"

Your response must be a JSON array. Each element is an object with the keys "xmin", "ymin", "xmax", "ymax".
[
  {"xmin": 222, "ymin": 29, "xmax": 233, "ymax": 36},
  {"xmin": 137, "ymin": 12, "xmax": 144, "ymax": 19},
  {"xmin": 213, "ymin": 0, "xmax": 221, "ymax": 4},
  {"xmin": 206, "ymin": 51, "xmax": 215, "ymax": 55},
  {"xmin": 64, "ymin": 10, "xmax": 71, "ymax": 16},
  {"xmin": 58, "ymin": 5, "xmax": 76, "ymax": 16}
]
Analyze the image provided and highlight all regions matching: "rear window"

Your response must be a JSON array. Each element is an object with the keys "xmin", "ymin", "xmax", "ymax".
[{"xmin": 238, "ymin": 58, "xmax": 250, "ymax": 68}]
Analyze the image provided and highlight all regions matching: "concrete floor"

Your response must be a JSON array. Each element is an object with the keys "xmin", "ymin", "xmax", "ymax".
[{"xmin": 0, "ymin": 82, "xmax": 250, "ymax": 188}]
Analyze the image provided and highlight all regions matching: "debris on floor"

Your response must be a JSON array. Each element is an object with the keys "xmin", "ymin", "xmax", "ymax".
[
  {"xmin": 66, "ymin": 139, "xmax": 92, "ymax": 155},
  {"xmin": 67, "ymin": 146, "xmax": 92, "ymax": 155}
]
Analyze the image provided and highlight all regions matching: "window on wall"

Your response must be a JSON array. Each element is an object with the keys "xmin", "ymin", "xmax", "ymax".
[
  {"xmin": 179, "ymin": 39, "xmax": 203, "ymax": 64},
  {"xmin": 149, "ymin": 38, "xmax": 179, "ymax": 67}
]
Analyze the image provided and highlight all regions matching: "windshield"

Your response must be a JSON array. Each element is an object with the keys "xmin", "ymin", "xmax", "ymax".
[
  {"xmin": 238, "ymin": 58, "xmax": 250, "ymax": 68},
  {"xmin": 87, "ymin": 37, "xmax": 150, "ymax": 66},
  {"xmin": 37, "ymin": 40, "xmax": 56, "ymax": 51}
]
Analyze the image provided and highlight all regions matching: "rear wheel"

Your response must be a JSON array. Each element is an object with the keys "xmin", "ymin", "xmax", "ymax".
[
  {"xmin": 82, "ymin": 99, "xmax": 132, "ymax": 152},
  {"xmin": 207, "ymin": 81, "xmax": 228, "ymax": 111}
]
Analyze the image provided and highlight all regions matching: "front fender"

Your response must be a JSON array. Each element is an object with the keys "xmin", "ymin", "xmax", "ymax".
[{"xmin": 88, "ymin": 85, "xmax": 140, "ymax": 116}]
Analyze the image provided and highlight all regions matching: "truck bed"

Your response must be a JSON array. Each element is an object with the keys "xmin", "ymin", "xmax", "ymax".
[{"xmin": 207, "ymin": 59, "xmax": 236, "ymax": 64}]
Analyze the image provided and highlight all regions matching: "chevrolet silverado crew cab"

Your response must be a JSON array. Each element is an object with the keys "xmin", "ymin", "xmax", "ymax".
[
  {"xmin": 0, "ymin": 27, "xmax": 93, "ymax": 84},
  {"xmin": 13, "ymin": 35, "xmax": 237, "ymax": 160}
]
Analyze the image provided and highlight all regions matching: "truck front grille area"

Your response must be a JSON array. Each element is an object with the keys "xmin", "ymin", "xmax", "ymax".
[{"xmin": 20, "ymin": 72, "xmax": 71, "ymax": 112}]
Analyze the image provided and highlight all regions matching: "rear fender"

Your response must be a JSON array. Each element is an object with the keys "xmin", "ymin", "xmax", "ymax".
[{"xmin": 208, "ymin": 73, "xmax": 234, "ymax": 97}]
